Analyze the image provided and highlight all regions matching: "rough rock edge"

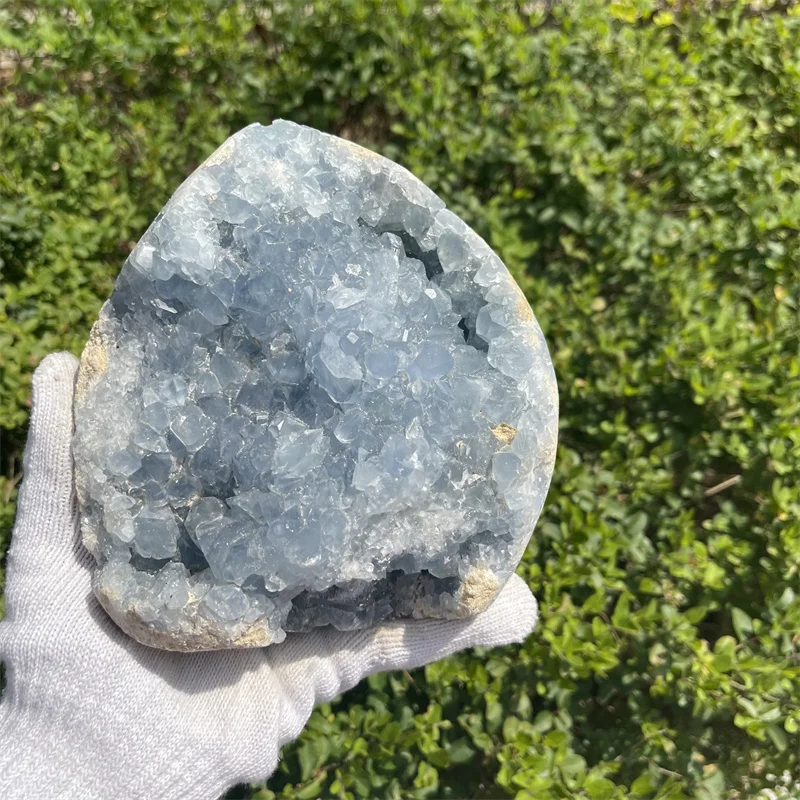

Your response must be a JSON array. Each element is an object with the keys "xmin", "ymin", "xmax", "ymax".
[
  {"xmin": 457, "ymin": 566, "xmax": 501, "ymax": 615},
  {"xmin": 75, "ymin": 301, "xmax": 113, "ymax": 404},
  {"xmin": 94, "ymin": 574, "xmax": 277, "ymax": 651},
  {"xmin": 401, "ymin": 567, "xmax": 502, "ymax": 621},
  {"xmin": 93, "ymin": 567, "xmax": 500, "ymax": 651},
  {"xmin": 74, "ymin": 302, "xmax": 114, "ymax": 540}
]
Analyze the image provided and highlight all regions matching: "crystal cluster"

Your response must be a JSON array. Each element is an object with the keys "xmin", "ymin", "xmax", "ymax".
[{"xmin": 73, "ymin": 121, "xmax": 558, "ymax": 651}]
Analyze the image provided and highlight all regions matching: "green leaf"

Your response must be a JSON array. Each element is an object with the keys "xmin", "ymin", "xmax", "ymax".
[
  {"xmin": 294, "ymin": 772, "xmax": 328, "ymax": 800},
  {"xmin": 609, "ymin": 2, "xmax": 637, "ymax": 23},
  {"xmin": 731, "ymin": 608, "xmax": 753, "ymax": 641},
  {"xmin": 631, "ymin": 773, "xmax": 656, "ymax": 795},
  {"xmin": 297, "ymin": 742, "xmax": 320, "ymax": 782},
  {"xmin": 767, "ymin": 724, "xmax": 788, "ymax": 753},
  {"xmin": 585, "ymin": 775, "xmax": 616, "ymax": 799},
  {"xmin": 712, "ymin": 636, "xmax": 737, "ymax": 673}
]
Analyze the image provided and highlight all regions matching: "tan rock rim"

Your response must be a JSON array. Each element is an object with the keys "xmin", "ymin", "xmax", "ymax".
[
  {"xmin": 457, "ymin": 566, "xmax": 501, "ymax": 615},
  {"xmin": 94, "ymin": 576, "xmax": 277, "ymax": 652}
]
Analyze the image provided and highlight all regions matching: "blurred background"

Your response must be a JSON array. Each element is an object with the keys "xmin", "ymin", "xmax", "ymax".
[{"xmin": 1, "ymin": 1, "xmax": 798, "ymax": 798}]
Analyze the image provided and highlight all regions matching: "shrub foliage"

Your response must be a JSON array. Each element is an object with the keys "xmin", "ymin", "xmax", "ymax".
[{"xmin": 1, "ymin": 1, "xmax": 799, "ymax": 797}]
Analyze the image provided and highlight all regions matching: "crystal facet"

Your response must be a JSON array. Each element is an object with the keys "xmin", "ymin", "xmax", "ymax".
[{"xmin": 73, "ymin": 121, "xmax": 559, "ymax": 651}]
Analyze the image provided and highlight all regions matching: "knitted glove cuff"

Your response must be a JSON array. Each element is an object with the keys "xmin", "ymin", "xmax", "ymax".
[{"xmin": 0, "ymin": 700, "xmax": 234, "ymax": 800}]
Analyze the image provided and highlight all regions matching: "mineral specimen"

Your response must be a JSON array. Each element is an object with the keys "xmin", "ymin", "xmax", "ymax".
[{"xmin": 73, "ymin": 121, "xmax": 559, "ymax": 651}]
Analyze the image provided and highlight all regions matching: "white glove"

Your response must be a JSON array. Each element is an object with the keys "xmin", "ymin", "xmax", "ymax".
[{"xmin": 0, "ymin": 353, "xmax": 539, "ymax": 800}]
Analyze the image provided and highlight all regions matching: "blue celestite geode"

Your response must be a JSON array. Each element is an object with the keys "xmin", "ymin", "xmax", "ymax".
[{"xmin": 73, "ymin": 121, "xmax": 558, "ymax": 651}]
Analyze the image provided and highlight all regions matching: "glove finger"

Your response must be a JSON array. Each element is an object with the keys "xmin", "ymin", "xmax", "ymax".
[
  {"xmin": 360, "ymin": 572, "xmax": 537, "ymax": 675},
  {"xmin": 4, "ymin": 353, "xmax": 90, "ymax": 614},
  {"xmin": 266, "ymin": 573, "xmax": 537, "ymax": 739}
]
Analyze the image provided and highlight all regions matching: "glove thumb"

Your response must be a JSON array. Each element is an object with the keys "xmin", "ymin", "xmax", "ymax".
[{"xmin": 3, "ymin": 353, "xmax": 90, "ymax": 623}]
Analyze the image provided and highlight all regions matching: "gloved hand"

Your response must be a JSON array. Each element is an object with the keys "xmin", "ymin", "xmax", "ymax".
[{"xmin": 0, "ymin": 353, "xmax": 539, "ymax": 800}]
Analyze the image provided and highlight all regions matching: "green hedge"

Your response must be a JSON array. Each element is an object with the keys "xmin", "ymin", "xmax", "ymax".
[{"xmin": 2, "ymin": 1, "xmax": 799, "ymax": 797}]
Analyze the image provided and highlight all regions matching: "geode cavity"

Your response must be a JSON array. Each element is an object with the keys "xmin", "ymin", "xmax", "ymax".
[{"xmin": 73, "ymin": 121, "xmax": 558, "ymax": 651}]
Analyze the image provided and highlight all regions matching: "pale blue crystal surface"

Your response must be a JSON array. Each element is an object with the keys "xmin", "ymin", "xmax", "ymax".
[{"xmin": 73, "ymin": 121, "xmax": 558, "ymax": 650}]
